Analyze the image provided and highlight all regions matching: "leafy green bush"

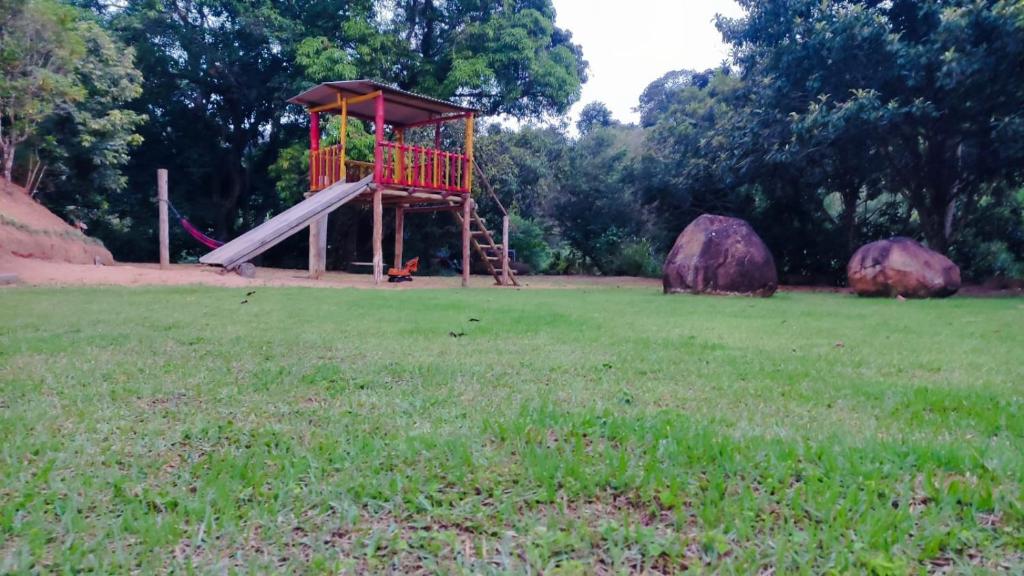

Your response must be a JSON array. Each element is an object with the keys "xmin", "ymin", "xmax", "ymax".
[
  {"xmin": 509, "ymin": 214, "xmax": 552, "ymax": 273},
  {"xmin": 609, "ymin": 238, "xmax": 662, "ymax": 277},
  {"xmin": 546, "ymin": 246, "xmax": 589, "ymax": 275}
]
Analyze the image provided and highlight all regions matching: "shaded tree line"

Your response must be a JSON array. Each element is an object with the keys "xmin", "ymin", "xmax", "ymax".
[
  {"xmin": 477, "ymin": 0, "xmax": 1024, "ymax": 282},
  {"xmin": 4, "ymin": 0, "xmax": 586, "ymax": 266}
]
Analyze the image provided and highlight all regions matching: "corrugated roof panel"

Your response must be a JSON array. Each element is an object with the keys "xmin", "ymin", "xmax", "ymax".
[{"xmin": 287, "ymin": 80, "xmax": 477, "ymax": 126}]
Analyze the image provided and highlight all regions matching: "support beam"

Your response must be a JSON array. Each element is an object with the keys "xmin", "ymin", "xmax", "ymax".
[
  {"xmin": 373, "ymin": 93, "xmax": 384, "ymax": 185},
  {"xmin": 373, "ymin": 187, "xmax": 383, "ymax": 285},
  {"xmin": 336, "ymin": 90, "xmax": 382, "ymax": 106},
  {"xmin": 394, "ymin": 206, "xmax": 405, "ymax": 268},
  {"xmin": 502, "ymin": 215, "xmax": 510, "ymax": 286},
  {"xmin": 309, "ymin": 112, "xmax": 320, "ymax": 150},
  {"xmin": 308, "ymin": 215, "xmax": 328, "ymax": 279},
  {"xmin": 464, "ymin": 113, "xmax": 475, "ymax": 192},
  {"xmin": 307, "ymin": 90, "xmax": 381, "ymax": 113},
  {"xmin": 401, "ymin": 112, "xmax": 472, "ymax": 130},
  {"xmin": 462, "ymin": 196, "xmax": 471, "ymax": 288},
  {"xmin": 396, "ymin": 128, "xmax": 405, "ymax": 184},
  {"xmin": 402, "ymin": 204, "xmax": 462, "ymax": 214},
  {"xmin": 158, "ymin": 169, "xmax": 169, "ymax": 269},
  {"xmin": 309, "ymin": 112, "xmax": 320, "ymax": 189},
  {"xmin": 340, "ymin": 98, "xmax": 347, "ymax": 181}
]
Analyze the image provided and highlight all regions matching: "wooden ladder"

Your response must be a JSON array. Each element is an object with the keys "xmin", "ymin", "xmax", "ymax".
[{"xmin": 451, "ymin": 200, "xmax": 520, "ymax": 286}]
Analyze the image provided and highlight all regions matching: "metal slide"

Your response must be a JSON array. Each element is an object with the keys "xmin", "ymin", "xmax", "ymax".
[{"xmin": 199, "ymin": 175, "xmax": 373, "ymax": 270}]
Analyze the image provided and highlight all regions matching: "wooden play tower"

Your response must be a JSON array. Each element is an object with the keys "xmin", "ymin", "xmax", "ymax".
[{"xmin": 289, "ymin": 80, "xmax": 517, "ymax": 287}]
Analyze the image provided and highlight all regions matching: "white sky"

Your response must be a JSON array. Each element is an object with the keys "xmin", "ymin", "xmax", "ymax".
[{"xmin": 551, "ymin": 0, "xmax": 745, "ymax": 124}]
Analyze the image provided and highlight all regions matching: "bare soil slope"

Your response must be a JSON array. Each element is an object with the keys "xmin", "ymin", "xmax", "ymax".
[{"xmin": 0, "ymin": 183, "xmax": 114, "ymax": 265}]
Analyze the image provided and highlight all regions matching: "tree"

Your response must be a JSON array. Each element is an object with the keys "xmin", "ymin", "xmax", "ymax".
[
  {"xmin": 31, "ymin": 17, "xmax": 145, "ymax": 234},
  {"xmin": 552, "ymin": 124, "xmax": 650, "ymax": 274},
  {"xmin": 0, "ymin": 0, "xmax": 85, "ymax": 185},
  {"xmin": 719, "ymin": 0, "xmax": 1024, "ymax": 254},
  {"xmin": 636, "ymin": 68, "xmax": 713, "ymax": 128},
  {"xmin": 475, "ymin": 122, "xmax": 569, "ymax": 221},
  {"xmin": 75, "ymin": 0, "xmax": 586, "ymax": 262},
  {"xmin": 576, "ymin": 101, "xmax": 614, "ymax": 135},
  {"xmin": 637, "ymin": 69, "xmax": 758, "ymax": 251},
  {"xmin": 309, "ymin": 0, "xmax": 588, "ymax": 118}
]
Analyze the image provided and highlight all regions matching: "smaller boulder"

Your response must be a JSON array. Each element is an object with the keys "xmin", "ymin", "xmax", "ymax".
[
  {"xmin": 847, "ymin": 237, "xmax": 960, "ymax": 298},
  {"xmin": 663, "ymin": 214, "xmax": 778, "ymax": 297}
]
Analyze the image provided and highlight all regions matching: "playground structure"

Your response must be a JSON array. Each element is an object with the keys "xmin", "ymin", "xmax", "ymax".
[{"xmin": 200, "ymin": 80, "xmax": 517, "ymax": 287}]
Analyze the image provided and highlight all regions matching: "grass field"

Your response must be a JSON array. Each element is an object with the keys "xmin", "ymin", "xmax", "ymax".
[{"xmin": 1, "ymin": 286, "xmax": 1022, "ymax": 574}]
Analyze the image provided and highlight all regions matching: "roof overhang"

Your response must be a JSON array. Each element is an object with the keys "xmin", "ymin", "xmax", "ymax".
[{"xmin": 287, "ymin": 80, "xmax": 477, "ymax": 127}]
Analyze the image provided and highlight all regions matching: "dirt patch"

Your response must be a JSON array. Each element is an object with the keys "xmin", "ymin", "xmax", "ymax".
[
  {"xmin": 0, "ymin": 184, "xmax": 114, "ymax": 265},
  {"xmin": 2, "ymin": 257, "xmax": 1020, "ymax": 296},
  {"xmin": 0, "ymin": 255, "xmax": 666, "ymax": 290}
]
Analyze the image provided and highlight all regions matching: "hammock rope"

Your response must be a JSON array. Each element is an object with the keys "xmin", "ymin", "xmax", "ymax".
[{"xmin": 163, "ymin": 200, "xmax": 224, "ymax": 249}]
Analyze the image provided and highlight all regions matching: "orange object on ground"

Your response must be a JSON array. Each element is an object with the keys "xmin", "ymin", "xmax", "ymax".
[{"xmin": 387, "ymin": 257, "xmax": 419, "ymax": 282}]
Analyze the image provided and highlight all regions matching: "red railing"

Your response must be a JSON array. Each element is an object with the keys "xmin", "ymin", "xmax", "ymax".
[
  {"xmin": 378, "ymin": 141, "xmax": 470, "ymax": 194},
  {"xmin": 309, "ymin": 142, "xmax": 469, "ymax": 194}
]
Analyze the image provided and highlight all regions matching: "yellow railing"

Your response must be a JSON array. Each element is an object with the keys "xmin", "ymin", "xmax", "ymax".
[{"xmin": 309, "ymin": 145, "xmax": 374, "ymax": 191}]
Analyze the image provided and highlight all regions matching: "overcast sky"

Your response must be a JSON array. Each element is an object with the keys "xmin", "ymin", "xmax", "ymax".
[{"xmin": 551, "ymin": 0, "xmax": 745, "ymax": 124}]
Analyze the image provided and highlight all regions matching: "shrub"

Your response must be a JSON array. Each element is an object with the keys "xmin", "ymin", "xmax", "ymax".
[
  {"xmin": 610, "ymin": 238, "xmax": 662, "ymax": 277},
  {"xmin": 509, "ymin": 214, "xmax": 552, "ymax": 273}
]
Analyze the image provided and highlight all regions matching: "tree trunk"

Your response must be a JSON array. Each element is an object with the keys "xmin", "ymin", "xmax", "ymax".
[
  {"xmin": 916, "ymin": 199, "xmax": 949, "ymax": 254},
  {"xmin": 2, "ymin": 141, "xmax": 15, "ymax": 185},
  {"xmin": 214, "ymin": 156, "xmax": 245, "ymax": 240},
  {"xmin": 841, "ymin": 188, "xmax": 859, "ymax": 256}
]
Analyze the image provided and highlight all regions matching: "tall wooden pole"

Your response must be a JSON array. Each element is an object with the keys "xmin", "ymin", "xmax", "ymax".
[
  {"xmin": 396, "ymin": 128, "xmax": 405, "ymax": 184},
  {"xmin": 464, "ymin": 113, "xmax": 475, "ymax": 192},
  {"xmin": 502, "ymin": 215, "xmax": 510, "ymax": 286},
  {"xmin": 309, "ymin": 112, "xmax": 320, "ymax": 150},
  {"xmin": 309, "ymin": 112, "xmax": 320, "ymax": 189},
  {"xmin": 340, "ymin": 97, "xmax": 348, "ymax": 181},
  {"xmin": 373, "ymin": 93, "xmax": 384, "ymax": 185},
  {"xmin": 394, "ymin": 206, "xmax": 405, "ymax": 268},
  {"xmin": 462, "ymin": 197, "xmax": 471, "ymax": 288},
  {"xmin": 308, "ymin": 215, "xmax": 327, "ymax": 279},
  {"xmin": 157, "ymin": 169, "xmax": 169, "ymax": 269},
  {"xmin": 308, "ymin": 110, "xmax": 324, "ymax": 276},
  {"xmin": 373, "ymin": 187, "xmax": 383, "ymax": 285},
  {"xmin": 371, "ymin": 92, "xmax": 385, "ymax": 285}
]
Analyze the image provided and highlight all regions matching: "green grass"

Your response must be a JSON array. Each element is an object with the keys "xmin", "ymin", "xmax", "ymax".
[{"xmin": 1, "ymin": 286, "xmax": 1022, "ymax": 574}]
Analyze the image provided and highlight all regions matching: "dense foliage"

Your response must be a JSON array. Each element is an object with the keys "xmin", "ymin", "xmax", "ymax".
[
  {"xmin": 481, "ymin": 0, "xmax": 1024, "ymax": 281},
  {"xmin": 0, "ymin": 0, "xmax": 143, "ymax": 211},
  {"xmin": 7, "ymin": 0, "xmax": 586, "ymax": 262}
]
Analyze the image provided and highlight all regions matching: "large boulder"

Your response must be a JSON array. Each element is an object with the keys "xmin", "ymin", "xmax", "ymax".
[
  {"xmin": 663, "ymin": 214, "xmax": 778, "ymax": 297},
  {"xmin": 847, "ymin": 237, "xmax": 961, "ymax": 298}
]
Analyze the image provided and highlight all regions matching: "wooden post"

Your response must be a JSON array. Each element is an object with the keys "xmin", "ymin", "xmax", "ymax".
[
  {"xmin": 502, "ymin": 215, "xmax": 510, "ymax": 286},
  {"xmin": 157, "ymin": 169, "xmax": 169, "ymax": 269},
  {"xmin": 396, "ymin": 128, "xmax": 405, "ymax": 184},
  {"xmin": 373, "ymin": 93, "xmax": 384, "ymax": 185},
  {"xmin": 308, "ymin": 215, "xmax": 327, "ymax": 279},
  {"xmin": 309, "ymin": 112, "xmax": 320, "ymax": 190},
  {"xmin": 309, "ymin": 112, "xmax": 320, "ymax": 150},
  {"xmin": 462, "ymin": 197, "xmax": 471, "ymax": 288},
  {"xmin": 373, "ymin": 187, "xmax": 383, "ymax": 285},
  {"xmin": 394, "ymin": 206, "xmax": 405, "ymax": 268},
  {"xmin": 464, "ymin": 113, "xmax": 475, "ymax": 192},
  {"xmin": 340, "ymin": 97, "xmax": 347, "ymax": 181}
]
